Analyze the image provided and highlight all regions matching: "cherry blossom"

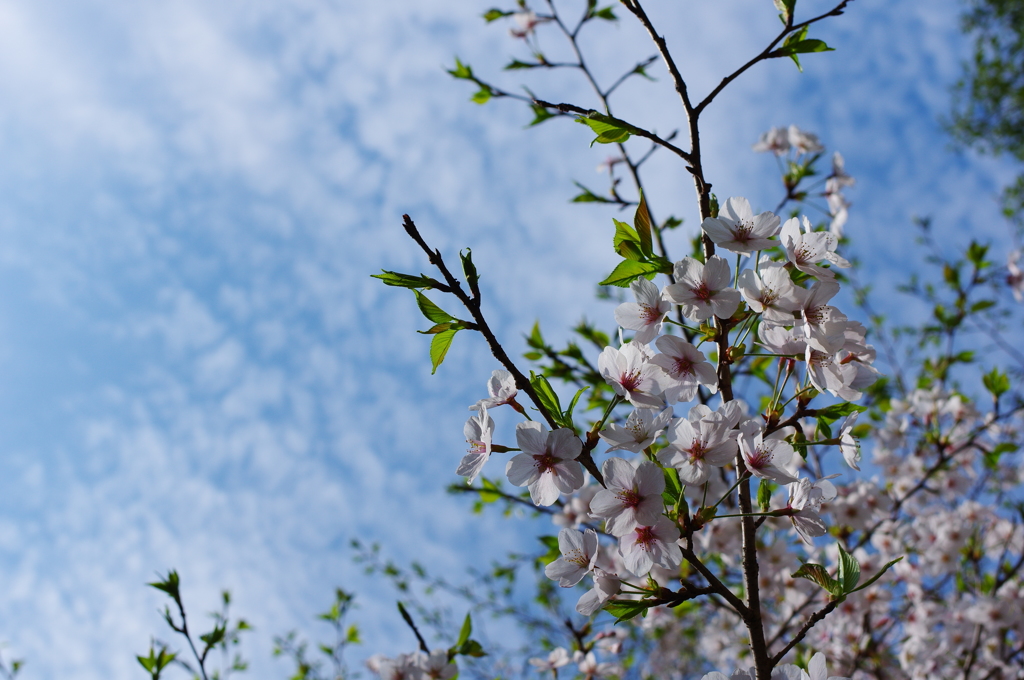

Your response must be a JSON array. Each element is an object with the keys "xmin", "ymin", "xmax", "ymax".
[
  {"xmin": 545, "ymin": 528, "xmax": 599, "ymax": 586},
  {"xmin": 599, "ymin": 406, "xmax": 672, "ymax": 453},
  {"xmin": 598, "ymin": 342, "xmax": 664, "ymax": 408},
  {"xmin": 738, "ymin": 426, "xmax": 799, "ymax": 484},
  {"xmin": 664, "ymin": 256, "xmax": 741, "ymax": 321},
  {"xmin": 506, "ymin": 422, "xmax": 584, "ymax": 506},
  {"xmin": 576, "ymin": 568, "xmax": 621, "ymax": 616},
  {"xmin": 786, "ymin": 476, "xmax": 838, "ymax": 544},
  {"xmin": 456, "ymin": 406, "xmax": 494, "ymax": 483},
  {"xmin": 837, "ymin": 412, "xmax": 861, "ymax": 470},
  {"xmin": 659, "ymin": 403, "xmax": 743, "ymax": 486},
  {"xmin": 614, "ymin": 277, "xmax": 671, "ymax": 344},
  {"xmin": 650, "ymin": 335, "xmax": 718, "ymax": 402},
  {"xmin": 619, "ymin": 516, "xmax": 681, "ymax": 576},
  {"xmin": 528, "ymin": 648, "xmax": 571, "ymax": 673},
  {"xmin": 780, "ymin": 217, "xmax": 849, "ymax": 281},
  {"xmin": 701, "ymin": 197, "xmax": 781, "ymax": 255},
  {"xmin": 738, "ymin": 261, "xmax": 806, "ymax": 326},
  {"xmin": 470, "ymin": 369, "xmax": 519, "ymax": 410},
  {"xmin": 752, "ymin": 126, "xmax": 791, "ymax": 155},
  {"xmin": 590, "ymin": 458, "xmax": 665, "ymax": 536}
]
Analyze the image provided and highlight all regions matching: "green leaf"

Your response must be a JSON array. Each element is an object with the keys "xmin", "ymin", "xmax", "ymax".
[
  {"xmin": 576, "ymin": 113, "xmax": 634, "ymax": 146},
  {"xmin": 599, "ymin": 259, "xmax": 663, "ymax": 287},
  {"xmin": 983, "ymin": 367, "xmax": 1010, "ymax": 398},
  {"xmin": 564, "ymin": 387, "xmax": 589, "ymax": 422},
  {"xmin": 505, "ymin": 59, "xmax": 542, "ymax": 70},
  {"xmin": 483, "ymin": 8, "xmax": 511, "ymax": 21},
  {"xmin": 591, "ymin": 5, "xmax": 617, "ymax": 20},
  {"xmin": 571, "ymin": 181, "xmax": 614, "ymax": 203},
  {"xmin": 456, "ymin": 613, "xmax": 473, "ymax": 648},
  {"xmin": 816, "ymin": 402, "xmax": 868, "ymax": 420},
  {"xmin": 792, "ymin": 562, "xmax": 842, "ymax": 597},
  {"xmin": 634, "ymin": 192, "xmax": 653, "ymax": 257},
  {"xmin": 662, "ymin": 467, "xmax": 682, "ymax": 506},
  {"xmin": 148, "ymin": 570, "xmax": 181, "ymax": 600},
  {"xmin": 527, "ymin": 321, "xmax": 545, "ymax": 349},
  {"xmin": 604, "ymin": 599, "xmax": 651, "ymax": 622},
  {"xmin": 457, "ymin": 639, "xmax": 487, "ymax": 657},
  {"xmin": 530, "ymin": 372, "xmax": 564, "ymax": 423},
  {"xmin": 984, "ymin": 442, "xmax": 1018, "ymax": 470},
  {"xmin": 849, "ymin": 556, "xmax": 903, "ymax": 593},
  {"xmin": 837, "ymin": 544, "xmax": 861, "ymax": 593},
  {"xmin": 447, "ymin": 57, "xmax": 473, "ymax": 80},
  {"xmin": 429, "ymin": 328, "xmax": 459, "ymax": 374},
  {"xmin": 371, "ymin": 270, "xmax": 440, "ymax": 290},
  {"xmin": 757, "ymin": 479, "xmax": 772, "ymax": 512},
  {"xmin": 612, "ymin": 219, "xmax": 640, "ymax": 253},
  {"xmin": 414, "ymin": 291, "xmax": 455, "ymax": 324},
  {"xmin": 770, "ymin": 37, "xmax": 835, "ymax": 71},
  {"xmin": 527, "ymin": 103, "xmax": 557, "ymax": 127},
  {"xmin": 470, "ymin": 88, "xmax": 492, "ymax": 104},
  {"xmin": 460, "ymin": 249, "xmax": 479, "ymax": 297}
]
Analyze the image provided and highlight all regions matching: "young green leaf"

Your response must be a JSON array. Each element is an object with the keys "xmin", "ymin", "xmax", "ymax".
[
  {"xmin": 430, "ymin": 328, "xmax": 460, "ymax": 374},
  {"xmin": 372, "ymin": 271, "xmax": 441, "ymax": 290},
  {"xmin": 576, "ymin": 113, "xmax": 634, "ymax": 146},
  {"xmin": 599, "ymin": 259, "xmax": 662, "ymax": 287},
  {"xmin": 849, "ymin": 556, "xmax": 903, "ymax": 593},
  {"xmin": 757, "ymin": 479, "xmax": 772, "ymax": 512},
  {"xmin": 604, "ymin": 599, "xmax": 651, "ymax": 622},
  {"xmin": 447, "ymin": 57, "xmax": 473, "ymax": 79},
  {"xmin": 571, "ymin": 181, "xmax": 615, "ymax": 203},
  {"xmin": 529, "ymin": 372, "xmax": 563, "ymax": 423},
  {"xmin": 983, "ymin": 367, "xmax": 1010, "ymax": 398},
  {"xmin": 792, "ymin": 562, "xmax": 842, "ymax": 597},
  {"xmin": 483, "ymin": 8, "xmax": 512, "ymax": 21},
  {"xmin": 456, "ymin": 613, "xmax": 472, "ymax": 648},
  {"xmin": 415, "ymin": 291, "xmax": 455, "ymax": 324},
  {"xmin": 837, "ymin": 544, "xmax": 861, "ymax": 593},
  {"xmin": 634, "ymin": 192, "xmax": 653, "ymax": 257},
  {"xmin": 471, "ymin": 88, "xmax": 492, "ymax": 104}
]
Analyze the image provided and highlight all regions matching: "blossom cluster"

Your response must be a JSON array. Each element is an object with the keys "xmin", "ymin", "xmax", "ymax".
[{"xmin": 450, "ymin": 174, "xmax": 881, "ymax": 630}]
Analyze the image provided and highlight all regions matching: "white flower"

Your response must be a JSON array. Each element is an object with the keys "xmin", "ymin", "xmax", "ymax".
[
  {"xmin": 1008, "ymin": 249, "xmax": 1024, "ymax": 302},
  {"xmin": 614, "ymin": 277, "xmax": 671, "ymax": 344},
  {"xmin": 659, "ymin": 403, "xmax": 743, "ymax": 486},
  {"xmin": 545, "ymin": 528, "xmax": 599, "ymax": 586},
  {"xmin": 597, "ymin": 342, "xmax": 664, "ymax": 408},
  {"xmin": 838, "ymin": 412, "xmax": 862, "ymax": 470},
  {"xmin": 650, "ymin": 335, "xmax": 718, "ymax": 403},
  {"xmin": 701, "ymin": 197, "xmax": 781, "ymax": 255},
  {"xmin": 590, "ymin": 458, "xmax": 665, "ymax": 536},
  {"xmin": 786, "ymin": 476, "xmax": 838, "ymax": 544},
  {"xmin": 664, "ymin": 256, "xmax": 741, "ymax": 321},
  {"xmin": 618, "ymin": 516, "xmax": 681, "ymax": 575},
  {"xmin": 780, "ymin": 216, "xmax": 849, "ymax": 281},
  {"xmin": 456, "ymin": 406, "xmax": 495, "ymax": 484},
  {"xmin": 738, "ymin": 425, "xmax": 799, "ymax": 484},
  {"xmin": 574, "ymin": 651, "xmax": 621, "ymax": 680},
  {"xmin": 752, "ymin": 127, "xmax": 791, "ymax": 156},
  {"xmin": 529, "ymin": 647, "xmax": 571, "ymax": 672},
  {"xmin": 599, "ymin": 407, "xmax": 672, "ymax": 453},
  {"xmin": 787, "ymin": 125, "xmax": 824, "ymax": 154},
  {"xmin": 576, "ymin": 568, "xmax": 621, "ymax": 616},
  {"xmin": 506, "ymin": 422, "xmax": 584, "ymax": 506},
  {"xmin": 470, "ymin": 369, "xmax": 518, "ymax": 410},
  {"xmin": 417, "ymin": 650, "xmax": 458, "ymax": 680},
  {"xmin": 738, "ymin": 261, "xmax": 806, "ymax": 326}
]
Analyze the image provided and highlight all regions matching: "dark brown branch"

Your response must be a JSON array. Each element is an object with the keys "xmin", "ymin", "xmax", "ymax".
[
  {"xmin": 401, "ymin": 215, "xmax": 605, "ymax": 486},
  {"xmin": 770, "ymin": 598, "xmax": 841, "ymax": 665},
  {"xmin": 694, "ymin": 0, "xmax": 855, "ymax": 116}
]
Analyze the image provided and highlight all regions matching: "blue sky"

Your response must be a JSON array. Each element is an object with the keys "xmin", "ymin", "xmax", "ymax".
[{"xmin": 0, "ymin": 0, "xmax": 1017, "ymax": 677}]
